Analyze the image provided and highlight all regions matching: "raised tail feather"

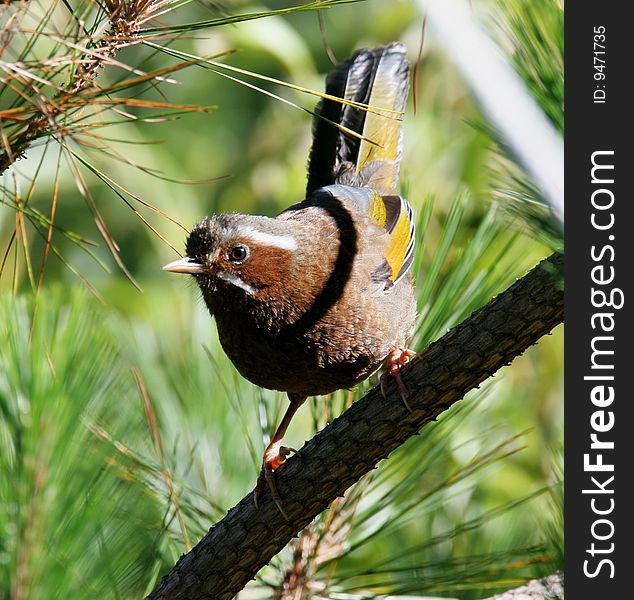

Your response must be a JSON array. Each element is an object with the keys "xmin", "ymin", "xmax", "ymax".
[{"xmin": 306, "ymin": 43, "xmax": 410, "ymax": 197}]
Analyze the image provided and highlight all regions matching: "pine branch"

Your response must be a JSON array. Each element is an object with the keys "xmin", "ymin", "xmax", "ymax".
[
  {"xmin": 0, "ymin": 0, "xmax": 155, "ymax": 173},
  {"xmin": 484, "ymin": 572, "xmax": 564, "ymax": 599},
  {"xmin": 147, "ymin": 252, "xmax": 563, "ymax": 600}
]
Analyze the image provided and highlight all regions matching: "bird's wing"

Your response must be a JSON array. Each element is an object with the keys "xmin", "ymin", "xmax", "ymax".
[
  {"xmin": 306, "ymin": 43, "xmax": 410, "ymax": 197},
  {"xmin": 366, "ymin": 192, "xmax": 415, "ymax": 287},
  {"xmin": 309, "ymin": 185, "xmax": 415, "ymax": 289}
]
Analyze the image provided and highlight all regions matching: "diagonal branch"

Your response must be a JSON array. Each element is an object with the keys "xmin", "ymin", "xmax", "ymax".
[{"xmin": 148, "ymin": 252, "xmax": 564, "ymax": 600}]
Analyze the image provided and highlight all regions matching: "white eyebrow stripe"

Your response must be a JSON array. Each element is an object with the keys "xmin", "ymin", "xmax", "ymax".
[
  {"xmin": 216, "ymin": 270, "xmax": 256, "ymax": 295},
  {"xmin": 240, "ymin": 227, "xmax": 298, "ymax": 251}
]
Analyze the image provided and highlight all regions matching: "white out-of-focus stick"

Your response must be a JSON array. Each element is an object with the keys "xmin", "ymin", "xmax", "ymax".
[{"xmin": 417, "ymin": 0, "xmax": 564, "ymax": 226}]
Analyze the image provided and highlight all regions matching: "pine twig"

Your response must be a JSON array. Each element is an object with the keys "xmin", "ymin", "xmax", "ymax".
[
  {"xmin": 147, "ymin": 252, "xmax": 564, "ymax": 600},
  {"xmin": 0, "ymin": 0, "xmax": 156, "ymax": 173},
  {"xmin": 484, "ymin": 572, "xmax": 564, "ymax": 599}
]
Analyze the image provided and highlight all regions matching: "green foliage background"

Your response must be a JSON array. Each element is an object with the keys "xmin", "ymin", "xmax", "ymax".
[{"xmin": 0, "ymin": 0, "xmax": 563, "ymax": 598}]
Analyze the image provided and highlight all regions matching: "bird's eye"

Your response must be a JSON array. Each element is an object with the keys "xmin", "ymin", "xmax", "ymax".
[{"xmin": 228, "ymin": 244, "xmax": 249, "ymax": 263}]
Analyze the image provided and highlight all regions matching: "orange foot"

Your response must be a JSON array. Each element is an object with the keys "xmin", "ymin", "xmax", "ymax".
[
  {"xmin": 254, "ymin": 439, "xmax": 296, "ymax": 519},
  {"xmin": 253, "ymin": 394, "xmax": 306, "ymax": 518},
  {"xmin": 380, "ymin": 348, "xmax": 416, "ymax": 412}
]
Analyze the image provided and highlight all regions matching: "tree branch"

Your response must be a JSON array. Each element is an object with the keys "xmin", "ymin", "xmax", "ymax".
[
  {"xmin": 484, "ymin": 572, "xmax": 564, "ymax": 599},
  {"xmin": 148, "ymin": 252, "xmax": 564, "ymax": 600},
  {"xmin": 0, "ymin": 0, "xmax": 148, "ymax": 174}
]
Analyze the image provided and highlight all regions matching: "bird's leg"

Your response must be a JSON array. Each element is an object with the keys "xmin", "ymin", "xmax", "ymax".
[
  {"xmin": 255, "ymin": 393, "xmax": 307, "ymax": 516},
  {"xmin": 380, "ymin": 347, "xmax": 416, "ymax": 412}
]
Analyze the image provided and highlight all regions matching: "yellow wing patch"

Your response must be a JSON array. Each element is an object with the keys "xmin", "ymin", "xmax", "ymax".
[
  {"xmin": 368, "ymin": 192, "xmax": 388, "ymax": 228},
  {"xmin": 386, "ymin": 208, "xmax": 412, "ymax": 282},
  {"xmin": 368, "ymin": 192, "xmax": 415, "ymax": 286}
]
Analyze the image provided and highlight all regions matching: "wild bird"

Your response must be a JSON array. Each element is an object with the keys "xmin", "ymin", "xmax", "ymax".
[{"xmin": 163, "ymin": 43, "xmax": 417, "ymax": 515}]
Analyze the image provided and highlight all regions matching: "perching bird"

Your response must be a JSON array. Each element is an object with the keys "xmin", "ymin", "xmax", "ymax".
[{"xmin": 163, "ymin": 43, "xmax": 417, "ymax": 514}]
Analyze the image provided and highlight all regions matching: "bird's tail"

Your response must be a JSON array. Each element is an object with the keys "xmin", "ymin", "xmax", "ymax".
[{"xmin": 306, "ymin": 43, "xmax": 410, "ymax": 197}]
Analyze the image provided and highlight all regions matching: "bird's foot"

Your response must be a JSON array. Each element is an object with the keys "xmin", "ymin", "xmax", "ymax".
[
  {"xmin": 380, "ymin": 348, "xmax": 416, "ymax": 412},
  {"xmin": 254, "ymin": 439, "xmax": 296, "ymax": 518}
]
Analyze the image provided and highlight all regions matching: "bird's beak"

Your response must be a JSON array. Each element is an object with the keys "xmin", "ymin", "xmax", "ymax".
[{"xmin": 162, "ymin": 256, "xmax": 205, "ymax": 274}]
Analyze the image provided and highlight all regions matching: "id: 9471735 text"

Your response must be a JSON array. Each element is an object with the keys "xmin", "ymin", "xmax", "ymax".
[{"xmin": 594, "ymin": 26, "xmax": 606, "ymax": 104}]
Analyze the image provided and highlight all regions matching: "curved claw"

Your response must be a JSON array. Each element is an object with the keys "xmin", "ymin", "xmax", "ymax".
[
  {"xmin": 253, "ymin": 394, "xmax": 306, "ymax": 516},
  {"xmin": 380, "ymin": 348, "xmax": 416, "ymax": 413},
  {"xmin": 254, "ymin": 442, "xmax": 296, "ymax": 519}
]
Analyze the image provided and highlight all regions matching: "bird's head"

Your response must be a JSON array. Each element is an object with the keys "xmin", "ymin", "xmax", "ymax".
[{"xmin": 163, "ymin": 214, "xmax": 317, "ymax": 317}]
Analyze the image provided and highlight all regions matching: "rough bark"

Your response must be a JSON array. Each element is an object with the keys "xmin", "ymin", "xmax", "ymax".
[
  {"xmin": 148, "ymin": 252, "xmax": 564, "ymax": 600},
  {"xmin": 485, "ymin": 572, "xmax": 564, "ymax": 599}
]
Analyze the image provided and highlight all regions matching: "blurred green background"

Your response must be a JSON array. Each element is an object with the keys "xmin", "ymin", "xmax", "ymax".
[{"xmin": 0, "ymin": 0, "xmax": 563, "ymax": 598}]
